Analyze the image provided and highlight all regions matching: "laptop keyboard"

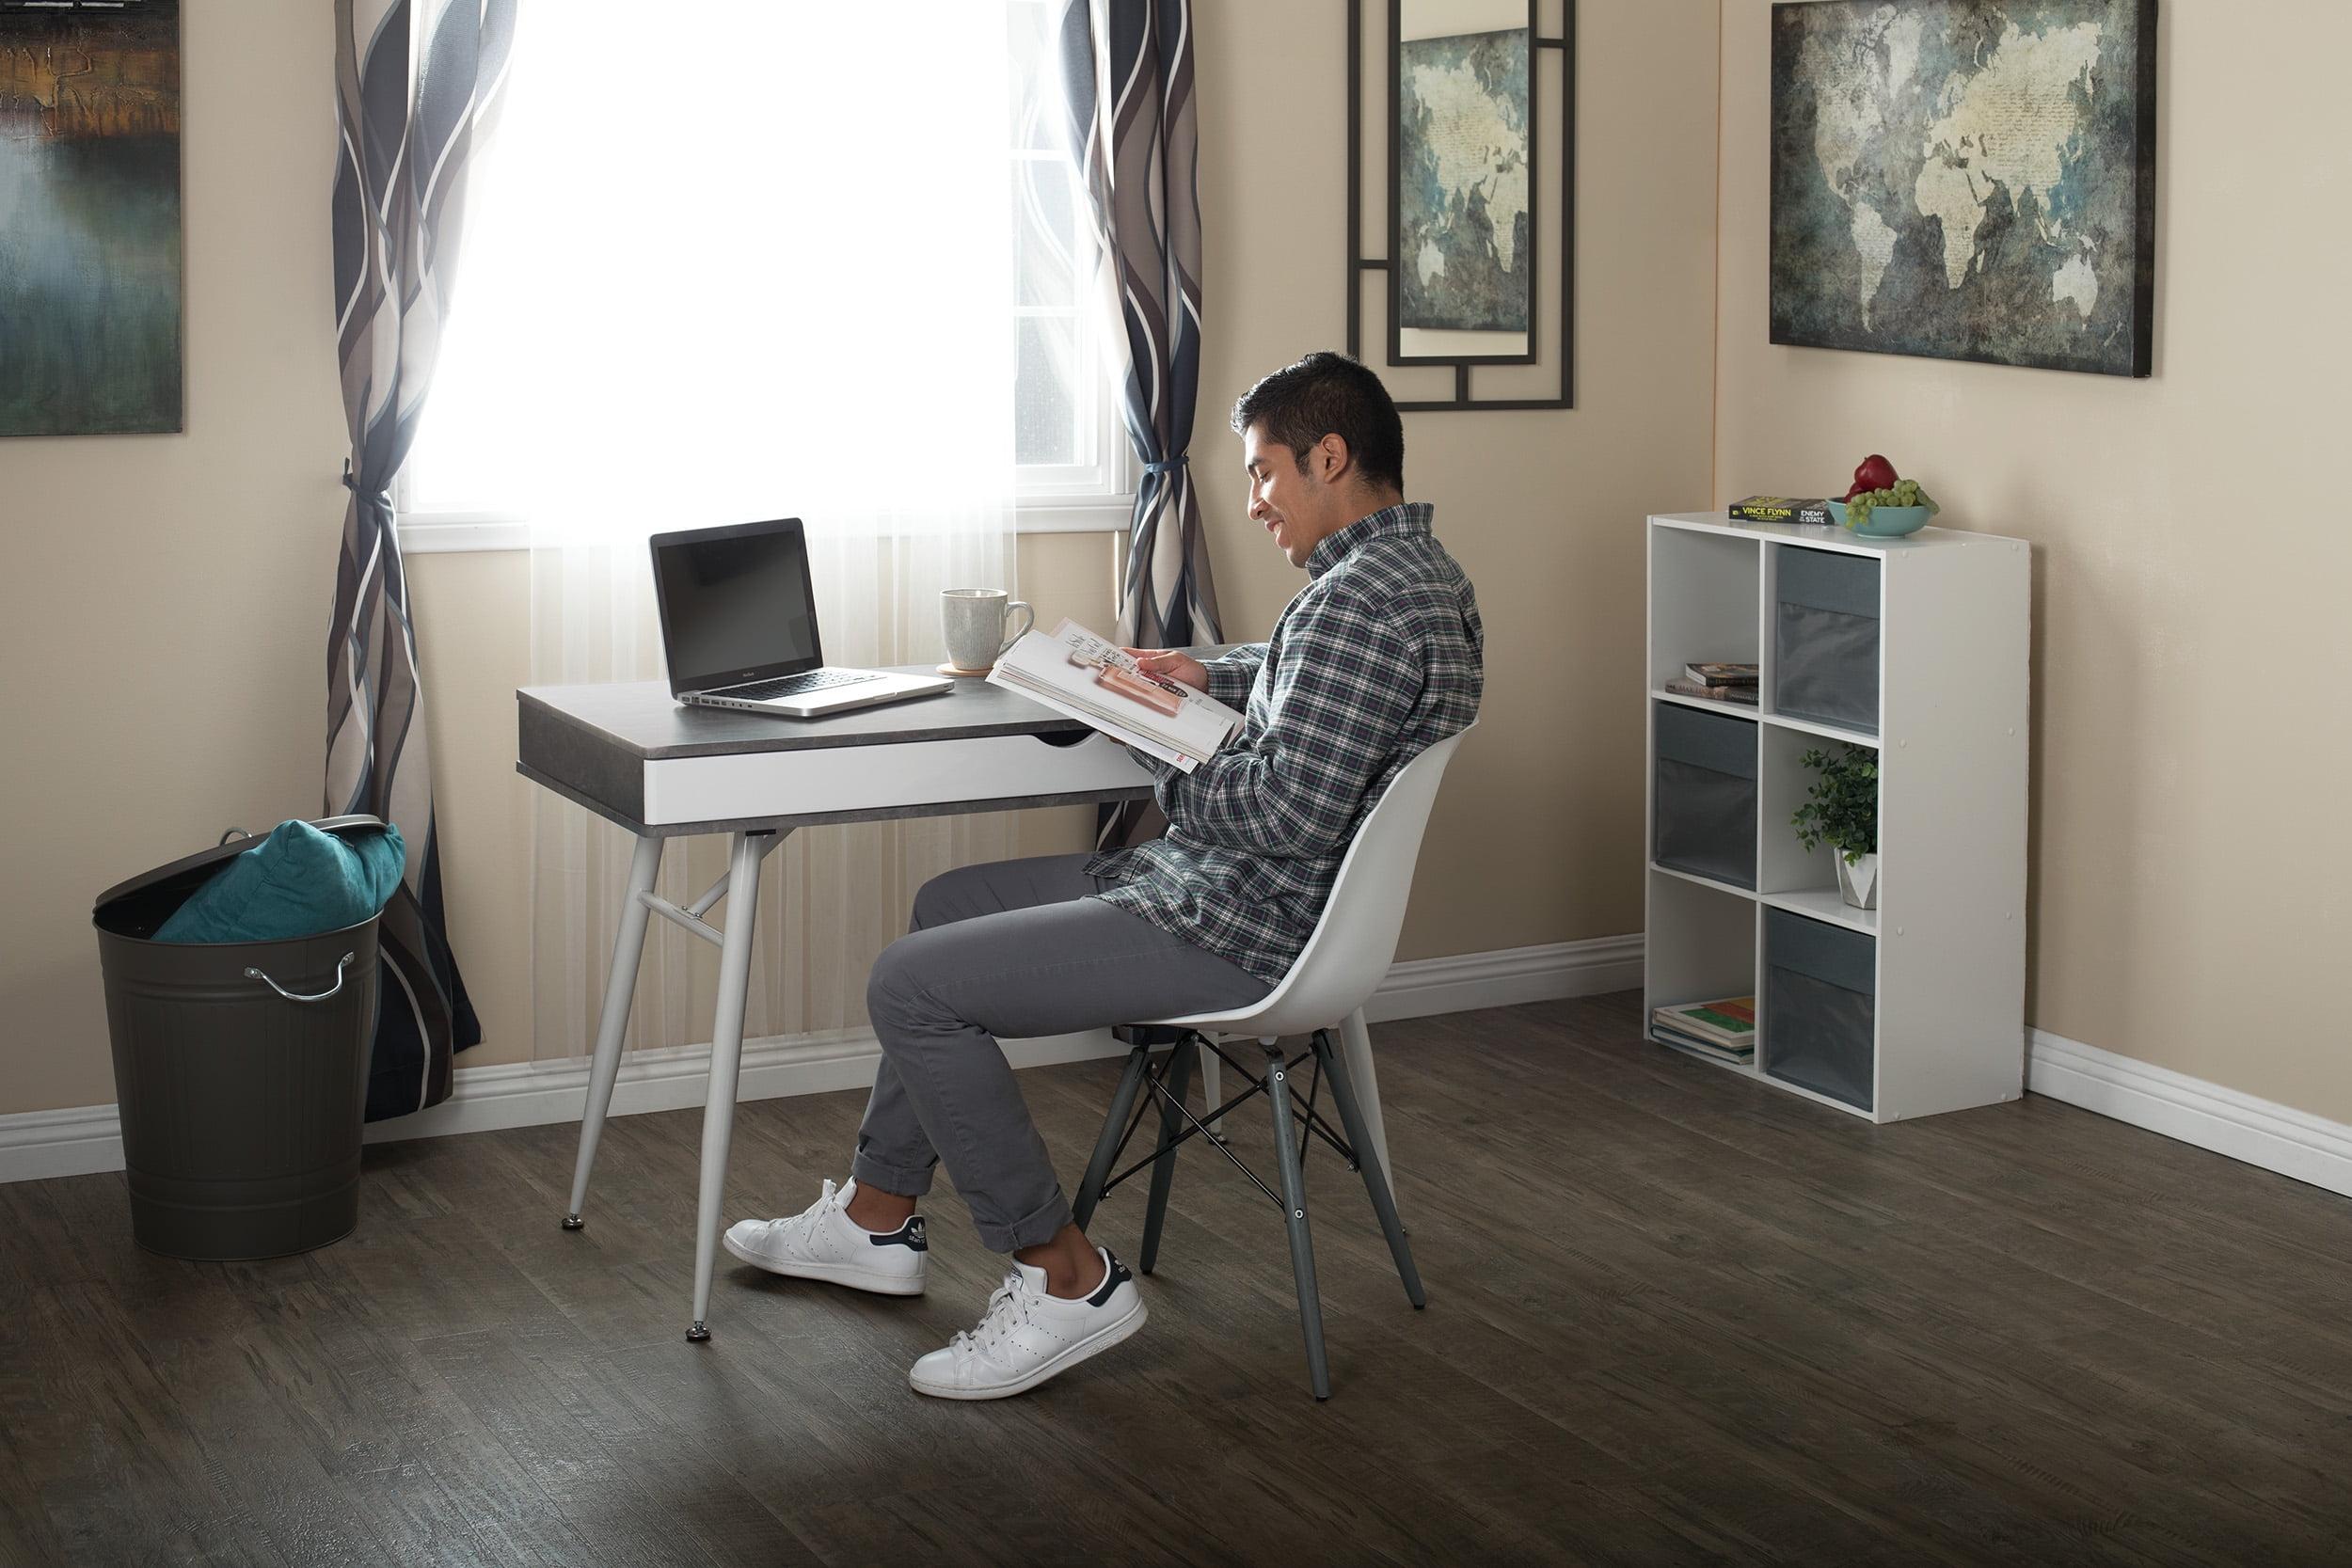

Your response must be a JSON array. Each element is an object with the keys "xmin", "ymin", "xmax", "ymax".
[{"xmin": 723, "ymin": 668, "xmax": 882, "ymax": 701}]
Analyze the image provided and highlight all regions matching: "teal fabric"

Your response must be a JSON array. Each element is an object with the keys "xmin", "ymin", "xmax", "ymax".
[{"xmin": 153, "ymin": 820, "xmax": 406, "ymax": 943}]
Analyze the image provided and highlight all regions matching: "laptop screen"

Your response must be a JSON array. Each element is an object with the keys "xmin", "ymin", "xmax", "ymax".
[{"xmin": 649, "ymin": 518, "xmax": 824, "ymax": 693}]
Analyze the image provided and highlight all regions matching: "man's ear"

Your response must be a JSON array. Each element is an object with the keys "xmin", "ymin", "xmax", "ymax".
[{"xmin": 1314, "ymin": 433, "xmax": 1352, "ymax": 485}]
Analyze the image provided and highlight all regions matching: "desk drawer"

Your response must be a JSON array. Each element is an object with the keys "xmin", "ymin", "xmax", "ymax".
[{"xmin": 639, "ymin": 731, "xmax": 1154, "ymax": 826}]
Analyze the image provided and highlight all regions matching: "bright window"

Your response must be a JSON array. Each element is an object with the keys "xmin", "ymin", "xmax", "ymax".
[{"xmin": 398, "ymin": 0, "xmax": 1128, "ymax": 548}]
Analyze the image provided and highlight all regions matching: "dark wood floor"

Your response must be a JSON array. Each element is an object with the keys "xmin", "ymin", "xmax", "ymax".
[{"xmin": 7, "ymin": 992, "xmax": 2352, "ymax": 1566}]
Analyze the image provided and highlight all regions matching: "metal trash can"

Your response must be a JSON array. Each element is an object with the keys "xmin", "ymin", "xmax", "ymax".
[{"xmin": 91, "ymin": 818, "xmax": 385, "ymax": 1260}]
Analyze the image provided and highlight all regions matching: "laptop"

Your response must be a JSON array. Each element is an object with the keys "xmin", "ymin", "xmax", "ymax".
[{"xmin": 649, "ymin": 517, "xmax": 953, "ymax": 719}]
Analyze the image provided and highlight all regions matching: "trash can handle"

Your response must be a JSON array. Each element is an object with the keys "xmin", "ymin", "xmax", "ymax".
[{"xmin": 244, "ymin": 952, "xmax": 357, "ymax": 1005}]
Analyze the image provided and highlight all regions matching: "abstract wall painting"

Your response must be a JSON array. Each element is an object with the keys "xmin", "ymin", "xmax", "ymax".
[
  {"xmin": 0, "ymin": 0, "xmax": 183, "ymax": 436},
  {"xmin": 1771, "ymin": 0, "xmax": 2157, "ymax": 377}
]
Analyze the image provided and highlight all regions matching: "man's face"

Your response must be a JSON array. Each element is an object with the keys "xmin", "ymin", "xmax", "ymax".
[{"xmin": 1242, "ymin": 424, "xmax": 1328, "ymax": 569}]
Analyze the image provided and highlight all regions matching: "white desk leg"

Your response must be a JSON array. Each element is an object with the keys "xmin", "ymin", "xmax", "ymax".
[
  {"xmin": 1338, "ymin": 1007, "xmax": 1396, "ymax": 1218},
  {"xmin": 563, "ymin": 833, "xmax": 665, "ymax": 1230},
  {"xmin": 686, "ymin": 830, "xmax": 770, "ymax": 1342}
]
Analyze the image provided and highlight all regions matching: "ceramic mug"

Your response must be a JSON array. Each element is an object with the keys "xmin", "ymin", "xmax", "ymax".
[{"xmin": 942, "ymin": 588, "xmax": 1034, "ymax": 671}]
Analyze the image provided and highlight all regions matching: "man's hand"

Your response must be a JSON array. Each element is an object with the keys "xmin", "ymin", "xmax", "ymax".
[{"xmin": 1122, "ymin": 647, "xmax": 1209, "ymax": 693}]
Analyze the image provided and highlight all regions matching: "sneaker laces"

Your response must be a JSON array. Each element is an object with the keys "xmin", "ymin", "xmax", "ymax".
[
  {"xmin": 950, "ymin": 1269, "xmax": 1036, "ymax": 1363},
  {"xmin": 768, "ymin": 1177, "xmax": 842, "ymax": 1247}
]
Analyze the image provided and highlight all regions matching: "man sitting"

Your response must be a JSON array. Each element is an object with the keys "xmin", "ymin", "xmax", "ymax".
[{"xmin": 725, "ymin": 351, "xmax": 1484, "ymax": 1399}]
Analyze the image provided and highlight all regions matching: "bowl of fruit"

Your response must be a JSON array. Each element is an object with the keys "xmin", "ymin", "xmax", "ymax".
[{"xmin": 1824, "ymin": 454, "xmax": 1939, "ymax": 537}]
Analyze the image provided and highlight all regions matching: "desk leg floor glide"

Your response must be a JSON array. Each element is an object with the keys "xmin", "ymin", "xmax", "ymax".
[
  {"xmin": 563, "ymin": 833, "xmax": 666, "ymax": 1233},
  {"xmin": 557, "ymin": 828, "xmax": 783, "ymax": 1344},
  {"xmin": 686, "ymin": 830, "xmax": 771, "ymax": 1340}
]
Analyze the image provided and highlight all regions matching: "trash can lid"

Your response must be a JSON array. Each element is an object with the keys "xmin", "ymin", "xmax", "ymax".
[{"xmin": 92, "ymin": 816, "xmax": 390, "ymax": 917}]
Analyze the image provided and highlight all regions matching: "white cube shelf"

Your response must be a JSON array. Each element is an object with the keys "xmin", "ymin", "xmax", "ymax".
[{"xmin": 1643, "ymin": 512, "xmax": 2031, "ymax": 1122}]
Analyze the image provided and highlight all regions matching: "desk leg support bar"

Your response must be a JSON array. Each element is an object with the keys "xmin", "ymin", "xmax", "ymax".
[
  {"xmin": 564, "ymin": 833, "xmax": 666, "ymax": 1230},
  {"xmin": 687, "ymin": 830, "xmax": 772, "ymax": 1342}
]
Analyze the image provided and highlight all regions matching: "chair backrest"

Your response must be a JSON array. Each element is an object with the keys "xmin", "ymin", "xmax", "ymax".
[{"xmin": 1192, "ymin": 723, "xmax": 1473, "ymax": 1038}]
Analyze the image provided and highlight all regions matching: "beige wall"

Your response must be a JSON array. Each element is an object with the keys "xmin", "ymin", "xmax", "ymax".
[
  {"xmin": 3, "ymin": 0, "xmax": 1718, "ymax": 1116},
  {"xmin": 1716, "ymin": 1, "xmax": 2352, "ymax": 1118},
  {"xmin": 1, "ymin": 5, "xmax": 349, "ymax": 1114}
]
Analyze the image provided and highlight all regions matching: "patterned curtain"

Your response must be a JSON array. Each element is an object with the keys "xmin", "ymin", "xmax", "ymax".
[
  {"xmin": 326, "ymin": 0, "xmax": 515, "ymax": 1119},
  {"xmin": 1057, "ymin": 0, "xmax": 1218, "ymax": 651}
]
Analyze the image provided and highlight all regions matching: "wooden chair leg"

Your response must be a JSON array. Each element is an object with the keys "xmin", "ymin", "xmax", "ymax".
[
  {"xmin": 1139, "ymin": 1036, "xmax": 1197, "ymax": 1274},
  {"xmin": 1263, "ymin": 1037, "xmax": 1331, "ymax": 1401},
  {"xmin": 1313, "ymin": 1030, "xmax": 1425, "ymax": 1309},
  {"xmin": 1073, "ymin": 1046, "xmax": 1151, "ymax": 1233}
]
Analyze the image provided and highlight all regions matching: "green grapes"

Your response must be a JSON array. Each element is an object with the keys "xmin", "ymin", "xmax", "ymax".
[{"xmin": 1842, "ymin": 480, "xmax": 1935, "ymax": 531}]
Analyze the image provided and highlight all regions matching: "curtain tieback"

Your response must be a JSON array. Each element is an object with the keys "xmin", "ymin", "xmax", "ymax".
[
  {"xmin": 1141, "ymin": 455, "xmax": 1188, "ymax": 475},
  {"xmin": 342, "ymin": 462, "xmax": 393, "ymax": 512}
]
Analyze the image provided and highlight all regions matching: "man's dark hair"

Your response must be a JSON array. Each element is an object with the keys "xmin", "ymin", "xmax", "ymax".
[{"xmin": 1230, "ymin": 352, "xmax": 1406, "ymax": 494}]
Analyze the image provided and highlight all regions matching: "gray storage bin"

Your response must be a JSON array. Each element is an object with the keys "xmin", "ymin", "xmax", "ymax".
[
  {"xmin": 1775, "ymin": 548, "xmax": 1880, "ymax": 734},
  {"xmin": 1762, "ymin": 908, "xmax": 1875, "ymax": 1111},
  {"xmin": 1653, "ymin": 704, "xmax": 1756, "ymax": 888},
  {"xmin": 91, "ymin": 820, "xmax": 385, "ymax": 1261}
]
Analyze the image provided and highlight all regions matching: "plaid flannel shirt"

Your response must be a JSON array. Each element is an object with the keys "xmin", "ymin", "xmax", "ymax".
[{"xmin": 1087, "ymin": 501, "xmax": 1483, "ymax": 984}]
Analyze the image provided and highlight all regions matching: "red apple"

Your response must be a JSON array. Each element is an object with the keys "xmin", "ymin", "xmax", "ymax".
[{"xmin": 1840, "ymin": 453, "xmax": 1899, "ymax": 501}]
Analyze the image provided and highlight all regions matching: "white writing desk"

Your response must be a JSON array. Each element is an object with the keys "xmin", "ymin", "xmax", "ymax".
[{"xmin": 516, "ymin": 673, "xmax": 1154, "ymax": 1340}]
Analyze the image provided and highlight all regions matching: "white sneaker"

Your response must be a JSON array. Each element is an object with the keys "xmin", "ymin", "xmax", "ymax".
[
  {"xmin": 907, "ymin": 1247, "xmax": 1146, "ymax": 1401},
  {"xmin": 723, "ymin": 1178, "xmax": 928, "ymax": 1297}
]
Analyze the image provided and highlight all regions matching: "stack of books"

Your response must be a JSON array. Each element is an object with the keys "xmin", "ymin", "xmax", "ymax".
[
  {"xmin": 1663, "ymin": 661, "xmax": 1758, "ymax": 705},
  {"xmin": 1728, "ymin": 496, "xmax": 1832, "ymax": 527},
  {"xmin": 1650, "ymin": 997, "xmax": 1756, "ymax": 1065}
]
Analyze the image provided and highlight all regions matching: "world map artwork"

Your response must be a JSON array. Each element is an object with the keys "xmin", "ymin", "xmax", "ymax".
[
  {"xmin": 1771, "ymin": 0, "xmax": 2155, "ymax": 377},
  {"xmin": 1398, "ymin": 26, "xmax": 1531, "ymax": 336}
]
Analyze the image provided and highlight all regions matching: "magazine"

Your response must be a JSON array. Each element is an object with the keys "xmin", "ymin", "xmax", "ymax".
[
  {"xmin": 1651, "ymin": 997, "xmax": 1756, "ymax": 1048},
  {"xmin": 1664, "ymin": 678, "xmax": 1759, "ymax": 705},
  {"xmin": 986, "ymin": 618, "xmax": 1244, "ymax": 773}
]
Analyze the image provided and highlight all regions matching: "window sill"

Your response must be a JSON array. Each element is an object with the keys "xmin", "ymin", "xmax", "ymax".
[{"xmin": 396, "ymin": 498, "xmax": 1136, "ymax": 555}]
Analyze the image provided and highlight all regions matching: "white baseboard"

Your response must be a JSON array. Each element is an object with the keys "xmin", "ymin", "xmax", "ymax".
[
  {"xmin": 1364, "ymin": 935, "xmax": 1645, "ymax": 1022},
  {"xmin": 0, "ymin": 934, "xmax": 1637, "ymax": 1184},
  {"xmin": 2026, "ymin": 1027, "xmax": 2352, "ymax": 1202},
  {"xmin": 358, "ymin": 1027, "xmax": 1130, "ymax": 1148},
  {"xmin": 0, "ymin": 1104, "xmax": 132, "ymax": 1185}
]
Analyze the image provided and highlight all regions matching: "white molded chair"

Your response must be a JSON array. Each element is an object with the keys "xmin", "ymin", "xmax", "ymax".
[{"xmin": 1071, "ymin": 724, "xmax": 1473, "ymax": 1400}]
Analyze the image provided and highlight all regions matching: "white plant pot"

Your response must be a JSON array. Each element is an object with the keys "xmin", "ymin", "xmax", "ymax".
[{"xmin": 1836, "ymin": 851, "xmax": 1879, "ymax": 910}]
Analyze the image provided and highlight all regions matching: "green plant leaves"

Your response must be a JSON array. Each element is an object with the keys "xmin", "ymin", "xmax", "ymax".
[{"xmin": 1789, "ymin": 743, "xmax": 1878, "ymax": 858}]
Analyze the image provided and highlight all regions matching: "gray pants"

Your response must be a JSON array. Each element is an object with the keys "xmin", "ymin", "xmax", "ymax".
[{"xmin": 852, "ymin": 853, "xmax": 1270, "ymax": 1253}]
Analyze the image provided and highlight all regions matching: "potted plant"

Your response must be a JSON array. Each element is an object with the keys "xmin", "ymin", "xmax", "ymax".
[{"xmin": 1791, "ymin": 745, "xmax": 1879, "ymax": 908}]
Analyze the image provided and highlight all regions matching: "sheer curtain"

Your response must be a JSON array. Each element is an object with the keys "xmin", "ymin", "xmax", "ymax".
[{"xmin": 412, "ymin": 5, "xmax": 1021, "ymax": 1062}]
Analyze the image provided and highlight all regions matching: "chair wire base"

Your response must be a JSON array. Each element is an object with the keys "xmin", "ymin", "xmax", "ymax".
[{"xmin": 1073, "ymin": 1026, "xmax": 1424, "ymax": 1401}]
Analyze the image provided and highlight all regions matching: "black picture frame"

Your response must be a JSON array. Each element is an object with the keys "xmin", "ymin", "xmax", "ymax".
[
  {"xmin": 1348, "ymin": 0, "xmax": 1575, "ymax": 411},
  {"xmin": 1767, "ymin": 0, "xmax": 2157, "ymax": 379}
]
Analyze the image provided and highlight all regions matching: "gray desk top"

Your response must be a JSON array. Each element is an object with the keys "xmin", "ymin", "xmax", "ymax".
[
  {"xmin": 517, "ymin": 668, "xmax": 1089, "ymax": 761},
  {"xmin": 515, "ymin": 665, "xmax": 1168, "ymax": 836}
]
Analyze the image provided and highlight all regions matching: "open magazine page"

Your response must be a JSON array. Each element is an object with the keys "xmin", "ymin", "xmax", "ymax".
[{"xmin": 986, "ymin": 618, "xmax": 1243, "ymax": 773}]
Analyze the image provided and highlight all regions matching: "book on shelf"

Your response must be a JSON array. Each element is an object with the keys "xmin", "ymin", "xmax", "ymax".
[
  {"xmin": 1728, "ymin": 496, "xmax": 1832, "ymax": 527},
  {"xmin": 1652, "ymin": 1025, "xmax": 1755, "ymax": 1065},
  {"xmin": 1651, "ymin": 997, "xmax": 1756, "ymax": 1049},
  {"xmin": 1663, "ymin": 677, "xmax": 1758, "ymax": 705},
  {"xmin": 1683, "ymin": 661, "xmax": 1758, "ymax": 687},
  {"xmin": 986, "ymin": 618, "xmax": 1244, "ymax": 773}
]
